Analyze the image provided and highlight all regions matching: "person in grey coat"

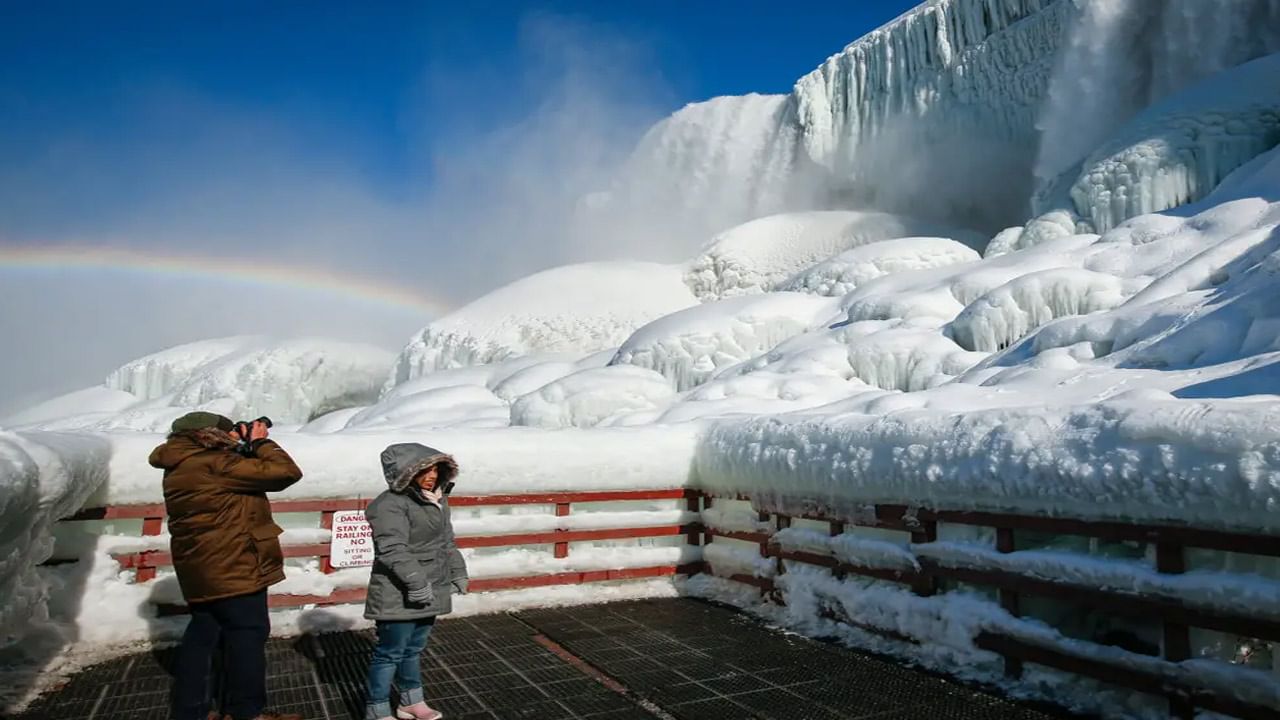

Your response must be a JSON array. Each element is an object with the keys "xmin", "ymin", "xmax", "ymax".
[{"xmin": 363, "ymin": 443, "xmax": 468, "ymax": 720}]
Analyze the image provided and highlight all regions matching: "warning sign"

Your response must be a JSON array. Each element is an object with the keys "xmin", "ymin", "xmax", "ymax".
[{"xmin": 329, "ymin": 510, "xmax": 375, "ymax": 568}]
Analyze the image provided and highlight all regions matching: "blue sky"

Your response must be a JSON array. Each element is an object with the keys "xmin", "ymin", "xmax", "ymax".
[
  {"xmin": 1, "ymin": 1, "xmax": 912, "ymax": 245},
  {"xmin": 0, "ymin": 1, "xmax": 915, "ymax": 409}
]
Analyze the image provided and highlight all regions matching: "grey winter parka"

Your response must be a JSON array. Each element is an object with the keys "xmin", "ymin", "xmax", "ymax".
[{"xmin": 363, "ymin": 443, "xmax": 468, "ymax": 621}]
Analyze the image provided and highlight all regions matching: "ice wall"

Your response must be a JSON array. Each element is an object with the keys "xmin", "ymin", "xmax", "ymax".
[
  {"xmin": 795, "ymin": 0, "xmax": 1070, "ymax": 231},
  {"xmin": 1055, "ymin": 52, "xmax": 1280, "ymax": 233},
  {"xmin": 599, "ymin": 0, "xmax": 1280, "ymax": 252}
]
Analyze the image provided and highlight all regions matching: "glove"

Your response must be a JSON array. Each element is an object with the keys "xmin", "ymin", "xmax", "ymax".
[
  {"xmin": 452, "ymin": 578, "xmax": 468, "ymax": 595},
  {"xmin": 406, "ymin": 585, "xmax": 433, "ymax": 605}
]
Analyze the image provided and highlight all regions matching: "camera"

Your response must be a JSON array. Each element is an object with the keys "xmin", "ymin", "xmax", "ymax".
[
  {"xmin": 233, "ymin": 416, "xmax": 273, "ymax": 456},
  {"xmin": 234, "ymin": 415, "xmax": 273, "ymax": 437}
]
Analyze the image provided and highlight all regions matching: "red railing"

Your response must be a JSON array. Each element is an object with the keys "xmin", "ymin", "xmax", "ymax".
[
  {"xmin": 698, "ymin": 494, "xmax": 1280, "ymax": 720},
  {"xmin": 56, "ymin": 488, "xmax": 1280, "ymax": 719},
  {"xmin": 62, "ymin": 488, "xmax": 705, "ymax": 612}
]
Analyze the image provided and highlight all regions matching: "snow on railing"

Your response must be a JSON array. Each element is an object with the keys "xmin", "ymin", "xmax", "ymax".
[
  {"xmin": 59, "ymin": 489, "xmax": 705, "ymax": 615},
  {"xmin": 698, "ymin": 494, "xmax": 1280, "ymax": 720}
]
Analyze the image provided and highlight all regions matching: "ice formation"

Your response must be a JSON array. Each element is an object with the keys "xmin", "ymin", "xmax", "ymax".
[
  {"xmin": 1056, "ymin": 52, "xmax": 1280, "ymax": 233},
  {"xmin": 388, "ymin": 261, "xmax": 698, "ymax": 386},
  {"xmin": 584, "ymin": 94, "xmax": 800, "ymax": 253},
  {"xmin": 611, "ymin": 292, "xmax": 838, "ymax": 391},
  {"xmin": 794, "ymin": 0, "xmax": 1071, "ymax": 230},
  {"xmin": 684, "ymin": 211, "xmax": 985, "ymax": 301}
]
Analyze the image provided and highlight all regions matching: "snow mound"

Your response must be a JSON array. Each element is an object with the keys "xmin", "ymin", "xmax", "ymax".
[
  {"xmin": 1058, "ymin": 52, "xmax": 1280, "ymax": 233},
  {"xmin": 611, "ymin": 293, "xmax": 838, "ymax": 391},
  {"xmin": 0, "ymin": 387, "xmax": 140, "ymax": 428},
  {"xmin": 659, "ymin": 371, "xmax": 865, "ymax": 423},
  {"xmin": 983, "ymin": 210, "xmax": 1081, "ymax": 257},
  {"xmin": 509, "ymin": 366, "xmax": 676, "ymax": 429},
  {"xmin": 343, "ymin": 385, "xmax": 510, "ymax": 431},
  {"xmin": 684, "ymin": 211, "xmax": 985, "ymax": 301},
  {"xmin": 778, "ymin": 238, "xmax": 980, "ymax": 297},
  {"xmin": 388, "ymin": 262, "xmax": 698, "ymax": 386},
  {"xmin": 490, "ymin": 361, "xmax": 583, "ymax": 404},
  {"xmin": 950, "ymin": 268, "xmax": 1132, "ymax": 352}
]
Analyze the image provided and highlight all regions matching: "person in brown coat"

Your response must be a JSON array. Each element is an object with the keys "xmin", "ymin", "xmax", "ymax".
[{"xmin": 150, "ymin": 411, "xmax": 304, "ymax": 720}]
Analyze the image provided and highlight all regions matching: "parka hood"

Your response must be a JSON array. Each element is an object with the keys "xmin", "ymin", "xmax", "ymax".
[
  {"xmin": 380, "ymin": 443, "xmax": 458, "ymax": 493},
  {"xmin": 149, "ymin": 428, "xmax": 239, "ymax": 470}
]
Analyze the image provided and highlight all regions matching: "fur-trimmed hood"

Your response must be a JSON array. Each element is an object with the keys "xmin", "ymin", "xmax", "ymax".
[
  {"xmin": 380, "ymin": 443, "xmax": 458, "ymax": 493},
  {"xmin": 149, "ymin": 428, "xmax": 239, "ymax": 470}
]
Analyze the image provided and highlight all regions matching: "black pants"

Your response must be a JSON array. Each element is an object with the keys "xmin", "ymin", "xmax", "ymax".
[{"xmin": 172, "ymin": 588, "xmax": 270, "ymax": 720}]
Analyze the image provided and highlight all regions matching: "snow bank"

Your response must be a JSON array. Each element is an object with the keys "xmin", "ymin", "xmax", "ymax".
[
  {"xmin": 0, "ymin": 432, "xmax": 112, "ymax": 704},
  {"xmin": 388, "ymin": 261, "xmax": 698, "ymax": 385},
  {"xmin": 611, "ymin": 293, "xmax": 838, "ymax": 391},
  {"xmin": 685, "ymin": 211, "xmax": 985, "ymax": 301}
]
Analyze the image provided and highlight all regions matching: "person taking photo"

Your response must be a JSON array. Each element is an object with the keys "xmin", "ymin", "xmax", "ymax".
[{"xmin": 150, "ymin": 411, "xmax": 304, "ymax": 720}]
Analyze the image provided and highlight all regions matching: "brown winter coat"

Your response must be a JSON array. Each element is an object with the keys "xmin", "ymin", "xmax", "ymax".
[{"xmin": 149, "ymin": 428, "xmax": 303, "ymax": 604}]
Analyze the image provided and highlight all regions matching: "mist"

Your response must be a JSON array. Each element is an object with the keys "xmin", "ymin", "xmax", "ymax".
[{"xmin": 0, "ymin": 12, "xmax": 691, "ymax": 413}]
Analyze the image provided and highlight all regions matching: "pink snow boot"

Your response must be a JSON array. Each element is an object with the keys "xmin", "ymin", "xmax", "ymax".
[{"xmin": 395, "ymin": 703, "xmax": 443, "ymax": 720}]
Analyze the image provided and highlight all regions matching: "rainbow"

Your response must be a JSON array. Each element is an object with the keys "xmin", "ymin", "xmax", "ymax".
[{"xmin": 0, "ymin": 244, "xmax": 451, "ymax": 316}]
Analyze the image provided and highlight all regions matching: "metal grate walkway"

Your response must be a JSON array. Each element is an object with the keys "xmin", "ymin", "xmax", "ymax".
[{"xmin": 14, "ymin": 599, "xmax": 1082, "ymax": 720}]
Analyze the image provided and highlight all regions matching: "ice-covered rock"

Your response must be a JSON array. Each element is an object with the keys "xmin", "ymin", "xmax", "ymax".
[
  {"xmin": 1056, "ymin": 52, "xmax": 1280, "ymax": 233},
  {"xmin": 509, "ymin": 366, "xmax": 677, "ymax": 429},
  {"xmin": 389, "ymin": 262, "xmax": 698, "ymax": 386},
  {"xmin": 684, "ymin": 211, "xmax": 985, "ymax": 301},
  {"xmin": 778, "ymin": 238, "xmax": 980, "ymax": 297},
  {"xmin": 611, "ymin": 293, "xmax": 837, "ymax": 391}
]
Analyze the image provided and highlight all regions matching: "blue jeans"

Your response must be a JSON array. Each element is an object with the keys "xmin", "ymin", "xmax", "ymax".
[{"xmin": 365, "ymin": 618, "xmax": 435, "ymax": 717}]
